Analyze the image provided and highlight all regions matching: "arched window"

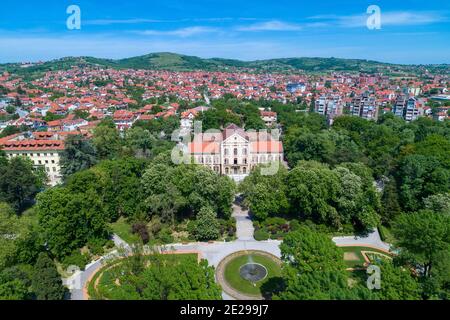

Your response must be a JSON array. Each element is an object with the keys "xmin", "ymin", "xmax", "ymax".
[
  {"xmin": 243, "ymin": 148, "xmax": 247, "ymax": 155},
  {"xmin": 224, "ymin": 148, "xmax": 229, "ymax": 156},
  {"xmin": 234, "ymin": 148, "xmax": 238, "ymax": 156}
]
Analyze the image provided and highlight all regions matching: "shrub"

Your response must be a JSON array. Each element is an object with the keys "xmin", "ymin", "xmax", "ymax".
[
  {"xmin": 265, "ymin": 217, "xmax": 287, "ymax": 226},
  {"xmin": 289, "ymin": 220, "xmax": 301, "ymax": 231},
  {"xmin": 218, "ymin": 218, "xmax": 236, "ymax": 238},
  {"xmin": 132, "ymin": 222, "xmax": 150, "ymax": 244},
  {"xmin": 148, "ymin": 217, "xmax": 162, "ymax": 237},
  {"xmin": 87, "ymin": 238, "xmax": 107, "ymax": 256},
  {"xmin": 62, "ymin": 250, "xmax": 90, "ymax": 271},
  {"xmin": 254, "ymin": 229, "xmax": 270, "ymax": 241},
  {"xmin": 104, "ymin": 240, "xmax": 115, "ymax": 249},
  {"xmin": 157, "ymin": 228, "xmax": 174, "ymax": 244},
  {"xmin": 270, "ymin": 232, "xmax": 285, "ymax": 240}
]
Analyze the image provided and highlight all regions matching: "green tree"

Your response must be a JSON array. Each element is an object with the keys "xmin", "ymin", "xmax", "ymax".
[
  {"xmin": 142, "ymin": 163, "xmax": 235, "ymax": 221},
  {"xmin": 333, "ymin": 166, "xmax": 380, "ymax": 230},
  {"xmin": 126, "ymin": 127, "xmax": 156, "ymax": 158},
  {"xmin": 398, "ymin": 155, "xmax": 449, "ymax": 212},
  {"xmin": 393, "ymin": 210, "xmax": 450, "ymax": 298},
  {"xmin": 60, "ymin": 134, "xmax": 97, "ymax": 178},
  {"xmin": 0, "ymin": 157, "xmax": 45, "ymax": 212},
  {"xmin": 380, "ymin": 177, "xmax": 402, "ymax": 224},
  {"xmin": 414, "ymin": 134, "xmax": 450, "ymax": 168},
  {"xmin": 424, "ymin": 193, "xmax": 450, "ymax": 214},
  {"xmin": 92, "ymin": 125, "xmax": 122, "ymax": 159},
  {"xmin": 0, "ymin": 203, "xmax": 22, "ymax": 269},
  {"xmin": 286, "ymin": 162, "xmax": 341, "ymax": 227},
  {"xmin": 36, "ymin": 188, "xmax": 110, "ymax": 258},
  {"xmin": 276, "ymin": 227, "xmax": 359, "ymax": 300},
  {"xmin": 193, "ymin": 206, "xmax": 220, "ymax": 241},
  {"xmin": 240, "ymin": 165, "xmax": 289, "ymax": 220},
  {"xmin": 284, "ymin": 128, "xmax": 336, "ymax": 167},
  {"xmin": 374, "ymin": 260, "xmax": 421, "ymax": 300},
  {"xmin": 31, "ymin": 253, "xmax": 66, "ymax": 300}
]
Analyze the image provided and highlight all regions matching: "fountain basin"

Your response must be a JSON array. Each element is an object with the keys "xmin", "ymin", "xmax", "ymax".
[
  {"xmin": 239, "ymin": 263, "xmax": 268, "ymax": 282},
  {"xmin": 216, "ymin": 250, "xmax": 282, "ymax": 300}
]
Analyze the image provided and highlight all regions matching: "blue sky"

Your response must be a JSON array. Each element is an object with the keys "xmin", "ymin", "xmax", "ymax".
[{"xmin": 0, "ymin": 0, "xmax": 449, "ymax": 64}]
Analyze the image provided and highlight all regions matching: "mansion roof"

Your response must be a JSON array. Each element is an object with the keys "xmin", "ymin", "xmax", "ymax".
[{"xmin": 187, "ymin": 124, "xmax": 283, "ymax": 155}]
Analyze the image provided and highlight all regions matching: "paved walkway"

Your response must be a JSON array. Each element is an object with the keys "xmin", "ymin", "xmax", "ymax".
[
  {"xmin": 332, "ymin": 228, "xmax": 391, "ymax": 251},
  {"xmin": 232, "ymin": 196, "xmax": 255, "ymax": 241}
]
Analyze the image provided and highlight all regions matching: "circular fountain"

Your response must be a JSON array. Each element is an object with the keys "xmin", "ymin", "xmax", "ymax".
[
  {"xmin": 215, "ymin": 250, "xmax": 282, "ymax": 300},
  {"xmin": 239, "ymin": 263, "xmax": 268, "ymax": 282}
]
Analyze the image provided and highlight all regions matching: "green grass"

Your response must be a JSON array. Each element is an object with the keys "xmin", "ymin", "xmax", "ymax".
[
  {"xmin": 341, "ymin": 246, "xmax": 391, "ymax": 268},
  {"xmin": 109, "ymin": 217, "xmax": 139, "ymax": 244},
  {"xmin": 378, "ymin": 225, "xmax": 396, "ymax": 244},
  {"xmin": 223, "ymin": 253, "xmax": 282, "ymax": 297}
]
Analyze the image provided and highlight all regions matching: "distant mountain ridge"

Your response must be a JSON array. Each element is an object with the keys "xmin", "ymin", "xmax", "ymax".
[{"xmin": 1, "ymin": 52, "xmax": 449, "ymax": 78}]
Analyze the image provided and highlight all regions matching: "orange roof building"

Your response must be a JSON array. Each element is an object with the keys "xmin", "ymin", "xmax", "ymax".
[{"xmin": 186, "ymin": 124, "xmax": 284, "ymax": 182}]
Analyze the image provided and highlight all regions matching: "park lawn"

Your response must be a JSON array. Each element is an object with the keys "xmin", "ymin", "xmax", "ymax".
[
  {"xmin": 223, "ymin": 253, "xmax": 282, "ymax": 297},
  {"xmin": 109, "ymin": 217, "xmax": 139, "ymax": 244},
  {"xmin": 378, "ymin": 225, "xmax": 397, "ymax": 244},
  {"xmin": 341, "ymin": 246, "xmax": 391, "ymax": 268}
]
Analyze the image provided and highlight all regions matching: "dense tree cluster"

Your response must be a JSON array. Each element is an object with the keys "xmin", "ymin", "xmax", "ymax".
[
  {"xmin": 60, "ymin": 120, "xmax": 176, "ymax": 179},
  {"xmin": 240, "ymin": 103, "xmax": 449, "ymax": 300},
  {"xmin": 196, "ymin": 97, "xmax": 266, "ymax": 131},
  {"xmin": 36, "ymin": 157, "xmax": 148, "ymax": 259},
  {"xmin": 142, "ymin": 161, "xmax": 236, "ymax": 223},
  {"xmin": 241, "ymin": 161, "xmax": 380, "ymax": 231},
  {"xmin": 0, "ymin": 203, "xmax": 66, "ymax": 300}
]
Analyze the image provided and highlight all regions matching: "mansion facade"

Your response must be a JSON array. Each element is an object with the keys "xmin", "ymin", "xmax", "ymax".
[{"xmin": 187, "ymin": 124, "xmax": 284, "ymax": 181}]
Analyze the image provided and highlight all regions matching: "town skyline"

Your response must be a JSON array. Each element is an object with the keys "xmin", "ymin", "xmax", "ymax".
[{"xmin": 3, "ymin": 51, "xmax": 450, "ymax": 66}]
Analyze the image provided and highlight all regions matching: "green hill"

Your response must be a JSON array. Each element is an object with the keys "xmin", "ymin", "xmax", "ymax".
[{"xmin": 1, "ymin": 52, "xmax": 449, "ymax": 79}]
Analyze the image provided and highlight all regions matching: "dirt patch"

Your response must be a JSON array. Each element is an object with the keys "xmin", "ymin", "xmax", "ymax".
[{"xmin": 344, "ymin": 252, "xmax": 360, "ymax": 261}]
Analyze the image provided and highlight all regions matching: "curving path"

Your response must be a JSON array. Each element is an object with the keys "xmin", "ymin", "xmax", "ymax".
[
  {"xmin": 68, "ymin": 196, "xmax": 391, "ymax": 300},
  {"xmin": 332, "ymin": 228, "xmax": 391, "ymax": 252}
]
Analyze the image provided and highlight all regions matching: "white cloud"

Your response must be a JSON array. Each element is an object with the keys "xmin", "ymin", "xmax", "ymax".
[
  {"xmin": 137, "ymin": 26, "xmax": 220, "ymax": 37},
  {"xmin": 308, "ymin": 11, "xmax": 447, "ymax": 28},
  {"xmin": 84, "ymin": 19, "xmax": 172, "ymax": 25},
  {"xmin": 237, "ymin": 20, "xmax": 302, "ymax": 32}
]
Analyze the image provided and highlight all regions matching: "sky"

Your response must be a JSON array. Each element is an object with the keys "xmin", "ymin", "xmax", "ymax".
[{"xmin": 0, "ymin": 0, "xmax": 449, "ymax": 64}]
